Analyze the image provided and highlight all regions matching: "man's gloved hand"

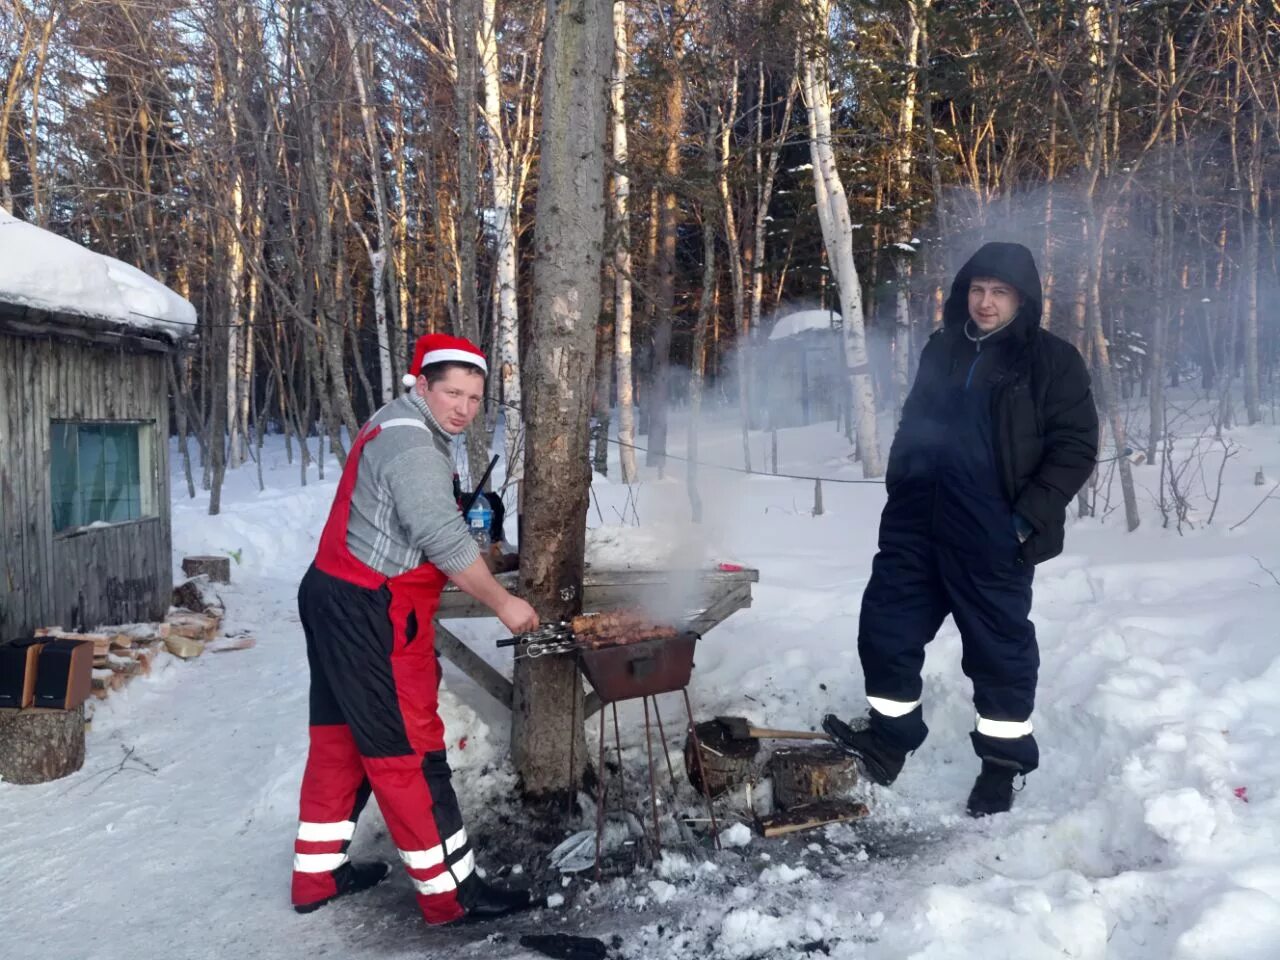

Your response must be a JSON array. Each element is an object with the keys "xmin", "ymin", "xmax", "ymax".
[{"xmin": 1013, "ymin": 513, "xmax": 1034, "ymax": 544}]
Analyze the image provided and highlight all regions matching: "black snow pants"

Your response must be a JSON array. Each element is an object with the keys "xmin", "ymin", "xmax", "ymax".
[{"xmin": 860, "ymin": 350, "xmax": 1040, "ymax": 774}]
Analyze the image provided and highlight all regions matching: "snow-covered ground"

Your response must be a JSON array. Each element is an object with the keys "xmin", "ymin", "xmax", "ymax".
[{"xmin": 6, "ymin": 401, "xmax": 1280, "ymax": 959}]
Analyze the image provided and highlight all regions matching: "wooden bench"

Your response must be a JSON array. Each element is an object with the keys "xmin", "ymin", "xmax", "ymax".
[{"xmin": 433, "ymin": 566, "xmax": 759, "ymax": 716}]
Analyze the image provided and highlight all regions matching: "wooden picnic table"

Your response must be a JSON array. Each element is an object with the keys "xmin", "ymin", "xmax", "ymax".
[{"xmin": 433, "ymin": 565, "xmax": 759, "ymax": 716}]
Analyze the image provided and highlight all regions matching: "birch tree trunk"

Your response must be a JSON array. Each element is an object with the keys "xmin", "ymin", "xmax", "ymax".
[
  {"xmin": 611, "ymin": 0, "xmax": 638, "ymax": 483},
  {"xmin": 604, "ymin": 0, "xmax": 634, "ymax": 483},
  {"xmin": 225, "ymin": 167, "xmax": 246, "ymax": 469},
  {"xmin": 346, "ymin": 22, "xmax": 397, "ymax": 404},
  {"xmin": 479, "ymin": 0, "xmax": 525, "ymax": 479},
  {"xmin": 513, "ymin": 0, "xmax": 612, "ymax": 799},
  {"xmin": 892, "ymin": 1, "xmax": 924, "ymax": 424},
  {"xmin": 801, "ymin": 0, "xmax": 884, "ymax": 477},
  {"xmin": 214, "ymin": 9, "xmax": 248, "ymax": 471}
]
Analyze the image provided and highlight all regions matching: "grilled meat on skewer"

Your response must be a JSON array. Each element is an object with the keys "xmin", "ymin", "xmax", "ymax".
[{"xmin": 498, "ymin": 610, "xmax": 680, "ymax": 653}]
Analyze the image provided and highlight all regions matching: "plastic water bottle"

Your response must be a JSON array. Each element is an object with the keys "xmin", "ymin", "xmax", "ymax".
[{"xmin": 466, "ymin": 498, "xmax": 493, "ymax": 551}]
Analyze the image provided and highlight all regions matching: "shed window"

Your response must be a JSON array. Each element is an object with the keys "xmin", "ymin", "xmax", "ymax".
[{"xmin": 51, "ymin": 422, "xmax": 156, "ymax": 533}]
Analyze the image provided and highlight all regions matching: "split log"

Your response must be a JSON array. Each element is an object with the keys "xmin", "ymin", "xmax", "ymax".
[
  {"xmin": 172, "ymin": 576, "xmax": 225, "ymax": 617},
  {"xmin": 181, "ymin": 555, "xmax": 231, "ymax": 583},
  {"xmin": 166, "ymin": 611, "xmax": 221, "ymax": 641},
  {"xmin": 756, "ymin": 799, "xmax": 869, "ymax": 838},
  {"xmin": 164, "ymin": 636, "xmax": 205, "ymax": 659},
  {"xmin": 133, "ymin": 645, "xmax": 158, "ymax": 676},
  {"xmin": 105, "ymin": 654, "xmax": 143, "ymax": 677},
  {"xmin": 0, "ymin": 706, "xmax": 86, "ymax": 784},
  {"xmin": 109, "ymin": 623, "xmax": 171, "ymax": 644},
  {"xmin": 768, "ymin": 745, "xmax": 859, "ymax": 810}
]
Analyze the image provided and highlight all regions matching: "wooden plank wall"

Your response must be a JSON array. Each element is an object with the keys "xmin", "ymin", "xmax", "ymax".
[{"xmin": 0, "ymin": 330, "xmax": 172, "ymax": 637}]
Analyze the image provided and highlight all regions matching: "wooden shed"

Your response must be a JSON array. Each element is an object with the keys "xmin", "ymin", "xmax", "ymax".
[{"xmin": 0, "ymin": 210, "xmax": 194, "ymax": 638}]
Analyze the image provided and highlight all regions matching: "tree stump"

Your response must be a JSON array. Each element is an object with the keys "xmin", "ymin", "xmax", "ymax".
[
  {"xmin": 684, "ymin": 720, "xmax": 759, "ymax": 798},
  {"xmin": 769, "ymin": 745, "xmax": 859, "ymax": 810},
  {"xmin": 181, "ymin": 555, "xmax": 231, "ymax": 584},
  {"xmin": 0, "ymin": 706, "xmax": 86, "ymax": 784}
]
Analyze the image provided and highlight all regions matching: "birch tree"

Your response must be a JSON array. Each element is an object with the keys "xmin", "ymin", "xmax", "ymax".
[
  {"xmin": 611, "ymin": 0, "xmax": 638, "ymax": 483},
  {"xmin": 800, "ymin": 0, "xmax": 883, "ymax": 477},
  {"xmin": 345, "ymin": 18, "xmax": 398, "ymax": 404},
  {"xmin": 478, "ymin": 0, "xmax": 525, "ymax": 480}
]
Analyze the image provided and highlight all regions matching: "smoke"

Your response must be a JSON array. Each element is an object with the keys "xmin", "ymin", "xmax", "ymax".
[{"xmin": 586, "ymin": 479, "xmax": 733, "ymax": 629}]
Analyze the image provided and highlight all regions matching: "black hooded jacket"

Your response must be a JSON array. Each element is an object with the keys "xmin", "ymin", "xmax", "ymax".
[{"xmin": 884, "ymin": 242, "xmax": 1099, "ymax": 566}]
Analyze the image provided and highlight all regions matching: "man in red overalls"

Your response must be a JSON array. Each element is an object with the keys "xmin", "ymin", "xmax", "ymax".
[{"xmin": 290, "ymin": 333, "xmax": 539, "ymax": 924}]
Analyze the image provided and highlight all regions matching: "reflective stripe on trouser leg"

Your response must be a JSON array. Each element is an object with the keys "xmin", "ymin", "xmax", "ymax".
[
  {"xmin": 867, "ymin": 695, "xmax": 922, "ymax": 718},
  {"xmin": 362, "ymin": 752, "xmax": 468, "ymax": 925},
  {"xmin": 975, "ymin": 714, "xmax": 1033, "ymax": 739},
  {"xmin": 935, "ymin": 541, "xmax": 1039, "ymax": 773},
  {"xmin": 398, "ymin": 826, "xmax": 472, "ymax": 873},
  {"xmin": 292, "ymin": 724, "xmax": 371, "ymax": 907},
  {"xmin": 858, "ymin": 535, "xmax": 949, "ymax": 754}
]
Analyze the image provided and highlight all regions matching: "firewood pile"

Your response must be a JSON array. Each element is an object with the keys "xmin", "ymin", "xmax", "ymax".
[{"xmin": 34, "ymin": 575, "xmax": 254, "ymax": 700}]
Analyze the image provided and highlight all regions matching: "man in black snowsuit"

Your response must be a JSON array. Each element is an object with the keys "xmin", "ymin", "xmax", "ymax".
[{"xmin": 823, "ymin": 241, "xmax": 1098, "ymax": 816}]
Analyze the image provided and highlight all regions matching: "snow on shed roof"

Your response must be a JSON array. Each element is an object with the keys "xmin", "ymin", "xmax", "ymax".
[
  {"xmin": 0, "ymin": 208, "xmax": 195, "ymax": 340},
  {"xmin": 768, "ymin": 308, "xmax": 839, "ymax": 341}
]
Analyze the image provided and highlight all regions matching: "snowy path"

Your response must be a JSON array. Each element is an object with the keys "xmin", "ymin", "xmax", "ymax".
[{"xmin": 6, "ymin": 420, "xmax": 1280, "ymax": 959}]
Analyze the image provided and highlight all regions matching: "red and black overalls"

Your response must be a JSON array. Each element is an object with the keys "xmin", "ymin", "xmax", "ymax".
[{"xmin": 290, "ymin": 418, "xmax": 477, "ymax": 924}]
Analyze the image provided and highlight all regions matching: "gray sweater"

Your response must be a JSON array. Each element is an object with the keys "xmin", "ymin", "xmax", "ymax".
[{"xmin": 345, "ymin": 392, "xmax": 481, "ymax": 577}]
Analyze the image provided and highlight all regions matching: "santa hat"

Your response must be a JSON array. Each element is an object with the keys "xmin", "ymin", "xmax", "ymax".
[{"xmin": 403, "ymin": 333, "xmax": 488, "ymax": 388}]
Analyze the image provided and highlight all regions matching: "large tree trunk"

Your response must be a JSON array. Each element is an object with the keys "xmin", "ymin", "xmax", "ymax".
[
  {"xmin": 801, "ymin": 0, "xmax": 884, "ymax": 477},
  {"xmin": 611, "ymin": 0, "xmax": 638, "ymax": 484},
  {"xmin": 513, "ymin": 0, "xmax": 612, "ymax": 799}
]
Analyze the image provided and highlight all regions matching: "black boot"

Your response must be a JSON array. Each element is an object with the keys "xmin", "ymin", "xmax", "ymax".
[
  {"xmin": 458, "ymin": 876, "xmax": 534, "ymax": 923},
  {"xmin": 821, "ymin": 714, "xmax": 907, "ymax": 787},
  {"xmin": 966, "ymin": 761, "xmax": 1020, "ymax": 818},
  {"xmin": 294, "ymin": 860, "xmax": 390, "ymax": 914}
]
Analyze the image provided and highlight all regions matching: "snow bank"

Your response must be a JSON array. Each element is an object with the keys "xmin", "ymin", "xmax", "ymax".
[{"xmin": 0, "ymin": 209, "xmax": 195, "ymax": 337}]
